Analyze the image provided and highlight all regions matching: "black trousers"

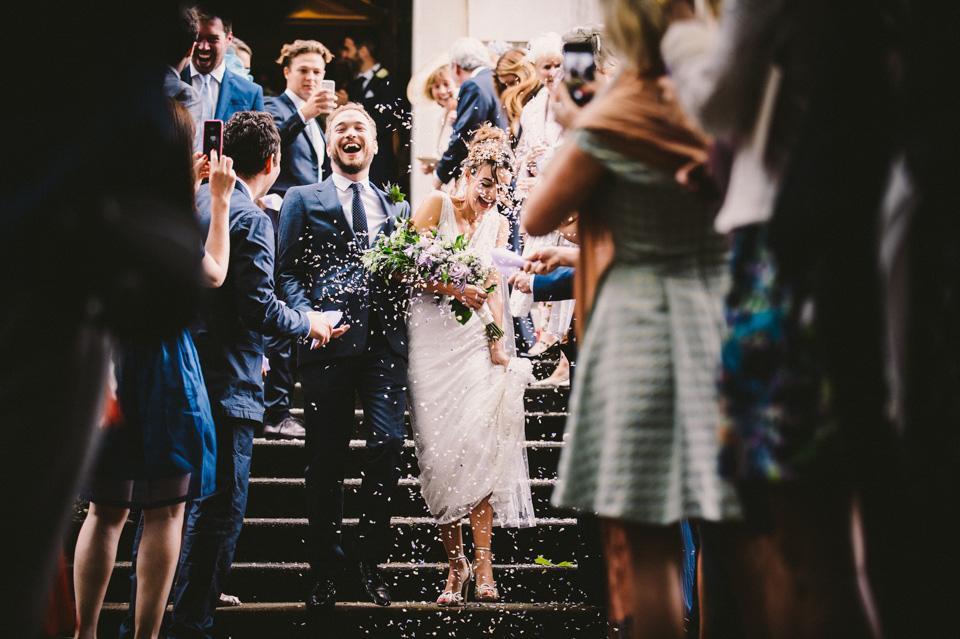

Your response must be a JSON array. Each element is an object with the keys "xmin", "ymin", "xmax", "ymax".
[
  {"xmin": 263, "ymin": 332, "xmax": 296, "ymax": 426},
  {"xmin": 298, "ymin": 317, "xmax": 408, "ymax": 573}
]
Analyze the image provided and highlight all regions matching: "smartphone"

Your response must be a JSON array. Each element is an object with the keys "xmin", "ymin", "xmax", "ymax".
[
  {"xmin": 202, "ymin": 119, "xmax": 223, "ymax": 159},
  {"xmin": 562, "ymin": 41, "xmax": 596, "ymax": 107},
  {"xmin": 320, "ymin": 79, "xmax": 336, "ymax": 94}
]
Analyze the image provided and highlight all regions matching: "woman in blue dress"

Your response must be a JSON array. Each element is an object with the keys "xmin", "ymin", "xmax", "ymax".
[{"xmin": 72, "ymin": 99, "xmax": 236, "ymax": 639}]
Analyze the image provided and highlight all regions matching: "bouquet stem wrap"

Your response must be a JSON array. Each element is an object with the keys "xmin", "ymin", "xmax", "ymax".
[{"xmin": 450, "ymin": 299, "xmax": 505, "ymax": 340}]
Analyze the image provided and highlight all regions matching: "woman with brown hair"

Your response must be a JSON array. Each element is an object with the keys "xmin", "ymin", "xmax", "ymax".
[
  {"xmin": 407, "ymin": 125, "xmax": 535, "ymax": 606},
  {"xmin": 522, "ymin": 1, "xmax": 740, "ymax": 636}
]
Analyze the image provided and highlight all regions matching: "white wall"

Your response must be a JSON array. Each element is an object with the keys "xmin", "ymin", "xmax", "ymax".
[{"xmin": 408, "ymin": 0, "xmax": 605, "ymax": 210}]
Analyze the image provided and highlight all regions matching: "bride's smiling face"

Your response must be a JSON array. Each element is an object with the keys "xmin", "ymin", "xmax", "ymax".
[{"xmin": 466, "ymin": 164, "xmax": 511, "ymax": 214}]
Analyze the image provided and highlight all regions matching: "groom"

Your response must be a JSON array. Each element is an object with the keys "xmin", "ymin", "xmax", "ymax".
[{"xmin": 276, "ymin": 103, "xmax": 410, "ymax": 608}]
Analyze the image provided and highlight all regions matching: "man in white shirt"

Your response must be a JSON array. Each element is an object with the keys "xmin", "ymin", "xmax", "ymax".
[
  {"xmin": 264, "ymin": 40, "xmax": 337, "ymax": 199},
  {"xmin": 180, "ymin": 11, "xmax": 263, "ymax": 126},
  {"xmin": 276, "ymin": 104, "xmax": 411, "ymax": 610},
  {"xmin": 261, "ymin": 40, "xmax": 338, "ymax": 441},
  {"xmin": 337, "ymin": 34, "xmax": 406, "ymax": 189}
]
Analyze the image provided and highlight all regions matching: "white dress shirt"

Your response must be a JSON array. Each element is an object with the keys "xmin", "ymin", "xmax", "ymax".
[
  {"xmin": 283, "ymin": 88, "xmax": 325, "ymax": 183},
  {"xmin": 235, "ymin": 177, "xmax": 254, "ymax": 202},
  {"xmin": 356, "ymin": 63, "xmax": 381, "ymax": 94},
  {"xmin": 188, "ymin": 60, "xmax": 227, "ymax": 121},
  {"xmin": 332, "ymin": 173, "xmax": 387, "ymax": 240}
]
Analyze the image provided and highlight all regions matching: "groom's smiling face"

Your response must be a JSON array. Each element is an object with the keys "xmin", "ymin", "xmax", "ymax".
[{"xmin": 327, "ymin": 107, "xmax": 378, "ymax": 175}]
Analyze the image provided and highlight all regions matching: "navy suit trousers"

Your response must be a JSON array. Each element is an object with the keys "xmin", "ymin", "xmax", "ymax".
[{"xmin": 298, "ymin": 313, "xmax": 408, "ymax": 574}]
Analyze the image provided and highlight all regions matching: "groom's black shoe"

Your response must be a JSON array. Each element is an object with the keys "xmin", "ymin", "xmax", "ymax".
[
  {"xmin": 306, "ymin": 575, "xmax": 337, "ymax": 609},
  {"xmin": 358, "ymin": 562, "xmax": 391, "ymax": 606}
]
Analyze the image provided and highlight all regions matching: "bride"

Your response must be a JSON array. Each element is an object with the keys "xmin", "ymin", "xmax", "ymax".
[{"xmin": 406, "ymin": 125, "xmax": 535, "ymax": 606}]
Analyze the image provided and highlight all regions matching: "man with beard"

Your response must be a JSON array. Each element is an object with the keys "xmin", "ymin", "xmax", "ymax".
[
  {"xmin": 276, "ymin": 103, "xmax": 411, "ymax": 609},
  {"xmin": 181, "ymin": 10, "xmax": 263, "ymax": 126},
  {"xmin": 336, "ymin": 34, "xmax": 406, "ymax": 190}
]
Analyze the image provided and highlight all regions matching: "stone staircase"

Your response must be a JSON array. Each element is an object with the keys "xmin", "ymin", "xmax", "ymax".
[{"xmin": 67, "ymin": 354, "xmax": 605, "ymax": 638}]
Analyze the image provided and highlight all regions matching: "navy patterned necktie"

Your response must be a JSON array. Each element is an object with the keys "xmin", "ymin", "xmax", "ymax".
[{"xmin": 350, "ymin": 182, "xmax": 369, "ymax": 249}]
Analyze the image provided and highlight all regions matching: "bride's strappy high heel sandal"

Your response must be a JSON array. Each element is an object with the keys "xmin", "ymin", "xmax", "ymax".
[
  {"xmin": 471, "ymin": 546, "xmax": 499, "ymax": 602},
  {"xmin": 437, "ymin": 554, "xmax": 472, "ymax": 606}
]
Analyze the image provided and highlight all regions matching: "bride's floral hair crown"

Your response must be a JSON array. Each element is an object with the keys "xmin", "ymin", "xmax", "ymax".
[{"xmin": 463, "ymin": 124, "xmax": 515, "ymax": 178}]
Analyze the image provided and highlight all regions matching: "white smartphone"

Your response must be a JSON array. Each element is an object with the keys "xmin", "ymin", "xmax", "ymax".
[{"xmin": 320, "ymin": 79, "xmax": 335, "ymax": 93}]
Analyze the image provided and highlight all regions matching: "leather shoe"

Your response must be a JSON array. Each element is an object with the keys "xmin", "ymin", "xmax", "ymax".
[
  {"xmin": 263, "ymin": 416, "xmax": 306, "ymax": 440},
  {"xmin": 306, "ymin": 575, "xmax": 336, "ymax": 609},
  {"xmin": 358, "ymin": 562, "xmax": 391, "ymax": 606}
]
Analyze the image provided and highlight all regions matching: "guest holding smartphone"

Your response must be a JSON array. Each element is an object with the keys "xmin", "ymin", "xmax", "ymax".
[{"xmin": 261, "ymin": 40, "xmax": 338, "ymax": 441}]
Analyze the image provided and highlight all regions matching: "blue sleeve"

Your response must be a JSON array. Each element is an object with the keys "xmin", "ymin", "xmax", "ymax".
[
  {"xmin": 252, "ymin": 84, "xmax": 264, "ymax": 112},
  {"xmin": 265, "ymin": 97, "xmax": 306, "ymax": 149},
  {"xmin": 276, "ymin": 187, "xmax": 313, "ymax": 313},
  {"xmin": 435, "ymin": 80, "xmax": 484, "ymax": 183},
  {"xmin": 532, "ymin": 267, "xmax": 575, "ymax": 302},
  {"xmin": 233, "ymin": 211, "xmax": 310, "ymax": 337}
]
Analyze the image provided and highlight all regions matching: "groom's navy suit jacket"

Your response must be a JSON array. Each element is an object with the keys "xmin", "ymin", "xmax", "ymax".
[
  {"xmin": 180, "ymin": 67, "xmax": 264, "ymax": 121},
  {"xmin": 264, "ymin": 93, "xmax": 332, "ymax": 196},
  {"xmin": 276, "ymin": 176, "xmax": 410, "ymax": 365}
]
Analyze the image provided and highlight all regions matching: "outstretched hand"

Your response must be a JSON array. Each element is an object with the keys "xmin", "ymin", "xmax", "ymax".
[
  {"xmin": 307, "ymin": 312, "xmax": 350, "ymax": 348},
  {"xmin": 523, "ymin": 245, "xmax": 580, "ymax": 275},
  {"xmin": 508, "ymin": 271, "xmax": 533, "ymax": 293}
]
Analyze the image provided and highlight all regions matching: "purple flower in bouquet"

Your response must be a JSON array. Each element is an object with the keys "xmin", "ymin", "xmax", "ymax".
[
  {"xmin": 447, "ymin": 261, "xmax": 470, "ymax": 284},
  {"xmin": 416, "ymin": 252, "xmax": 434, "ymax": 269}
]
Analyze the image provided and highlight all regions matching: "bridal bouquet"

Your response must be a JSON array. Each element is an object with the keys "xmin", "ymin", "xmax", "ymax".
[{"xmin": 362, "ymin": 218, "xmax": 505, "ymax": 340}]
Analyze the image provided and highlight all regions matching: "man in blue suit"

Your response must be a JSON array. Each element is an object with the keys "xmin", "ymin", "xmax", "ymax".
[
  {"xmin": 181, "ymin": 11, "xmax": 263, "ymax": 128},
  {"xmin": 168, "ymin": 112, "xmax": 337, "ymax": 639},
  {"xmin": 432, "ymin": 37, "xmax": 508, "ymax": 188},
  {"xmin": 261, "ymin": 39, "xmax": 337, "ymax": 440},
  {"xmin": 339, "ymin": 33, "xmax": 407, "ymax": 190},
  {"xmin": 264, "ymin": 39, "xmax": 335, "ymax": 198},
  {"xmin": 277, "ymin": 103, "xmax": 410, "ymax": 609}
]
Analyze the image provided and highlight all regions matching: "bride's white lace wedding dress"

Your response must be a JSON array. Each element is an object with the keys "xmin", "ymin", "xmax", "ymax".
[{"xmin": 406, "ymin": 192, "xmax": 536, "ymax": 528}]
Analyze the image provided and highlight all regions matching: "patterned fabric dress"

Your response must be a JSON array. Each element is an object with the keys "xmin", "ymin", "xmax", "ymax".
[{"xmin": 552, "ymin": 129, "xmax": 741, "ymax": 524}]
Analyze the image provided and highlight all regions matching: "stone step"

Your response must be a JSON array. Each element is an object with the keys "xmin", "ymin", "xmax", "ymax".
[
  {"xmin": 283, "ymin": 408, "xmax": 570, "ymax": 441},
  {"xmin": 98, "ymin": 561, "xmax": 588, "ymax": 605},
  {"xmin": 93, "ymin": 600, "xmax": 604, "ymax": 639},
  {"xmin": 246, "ymin": 477, "xmax": 567, "ymax": 519},
  {"xmin": 289, "ymin": 375, "xmax": 570, "ymax": 413},
  {"xmin": 250, "ymin": 438, "xmax": 566, "ymax": 480},
  {"xmin": 66, "ymin": 516, "xmax": 585, "ymax": 566}
]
